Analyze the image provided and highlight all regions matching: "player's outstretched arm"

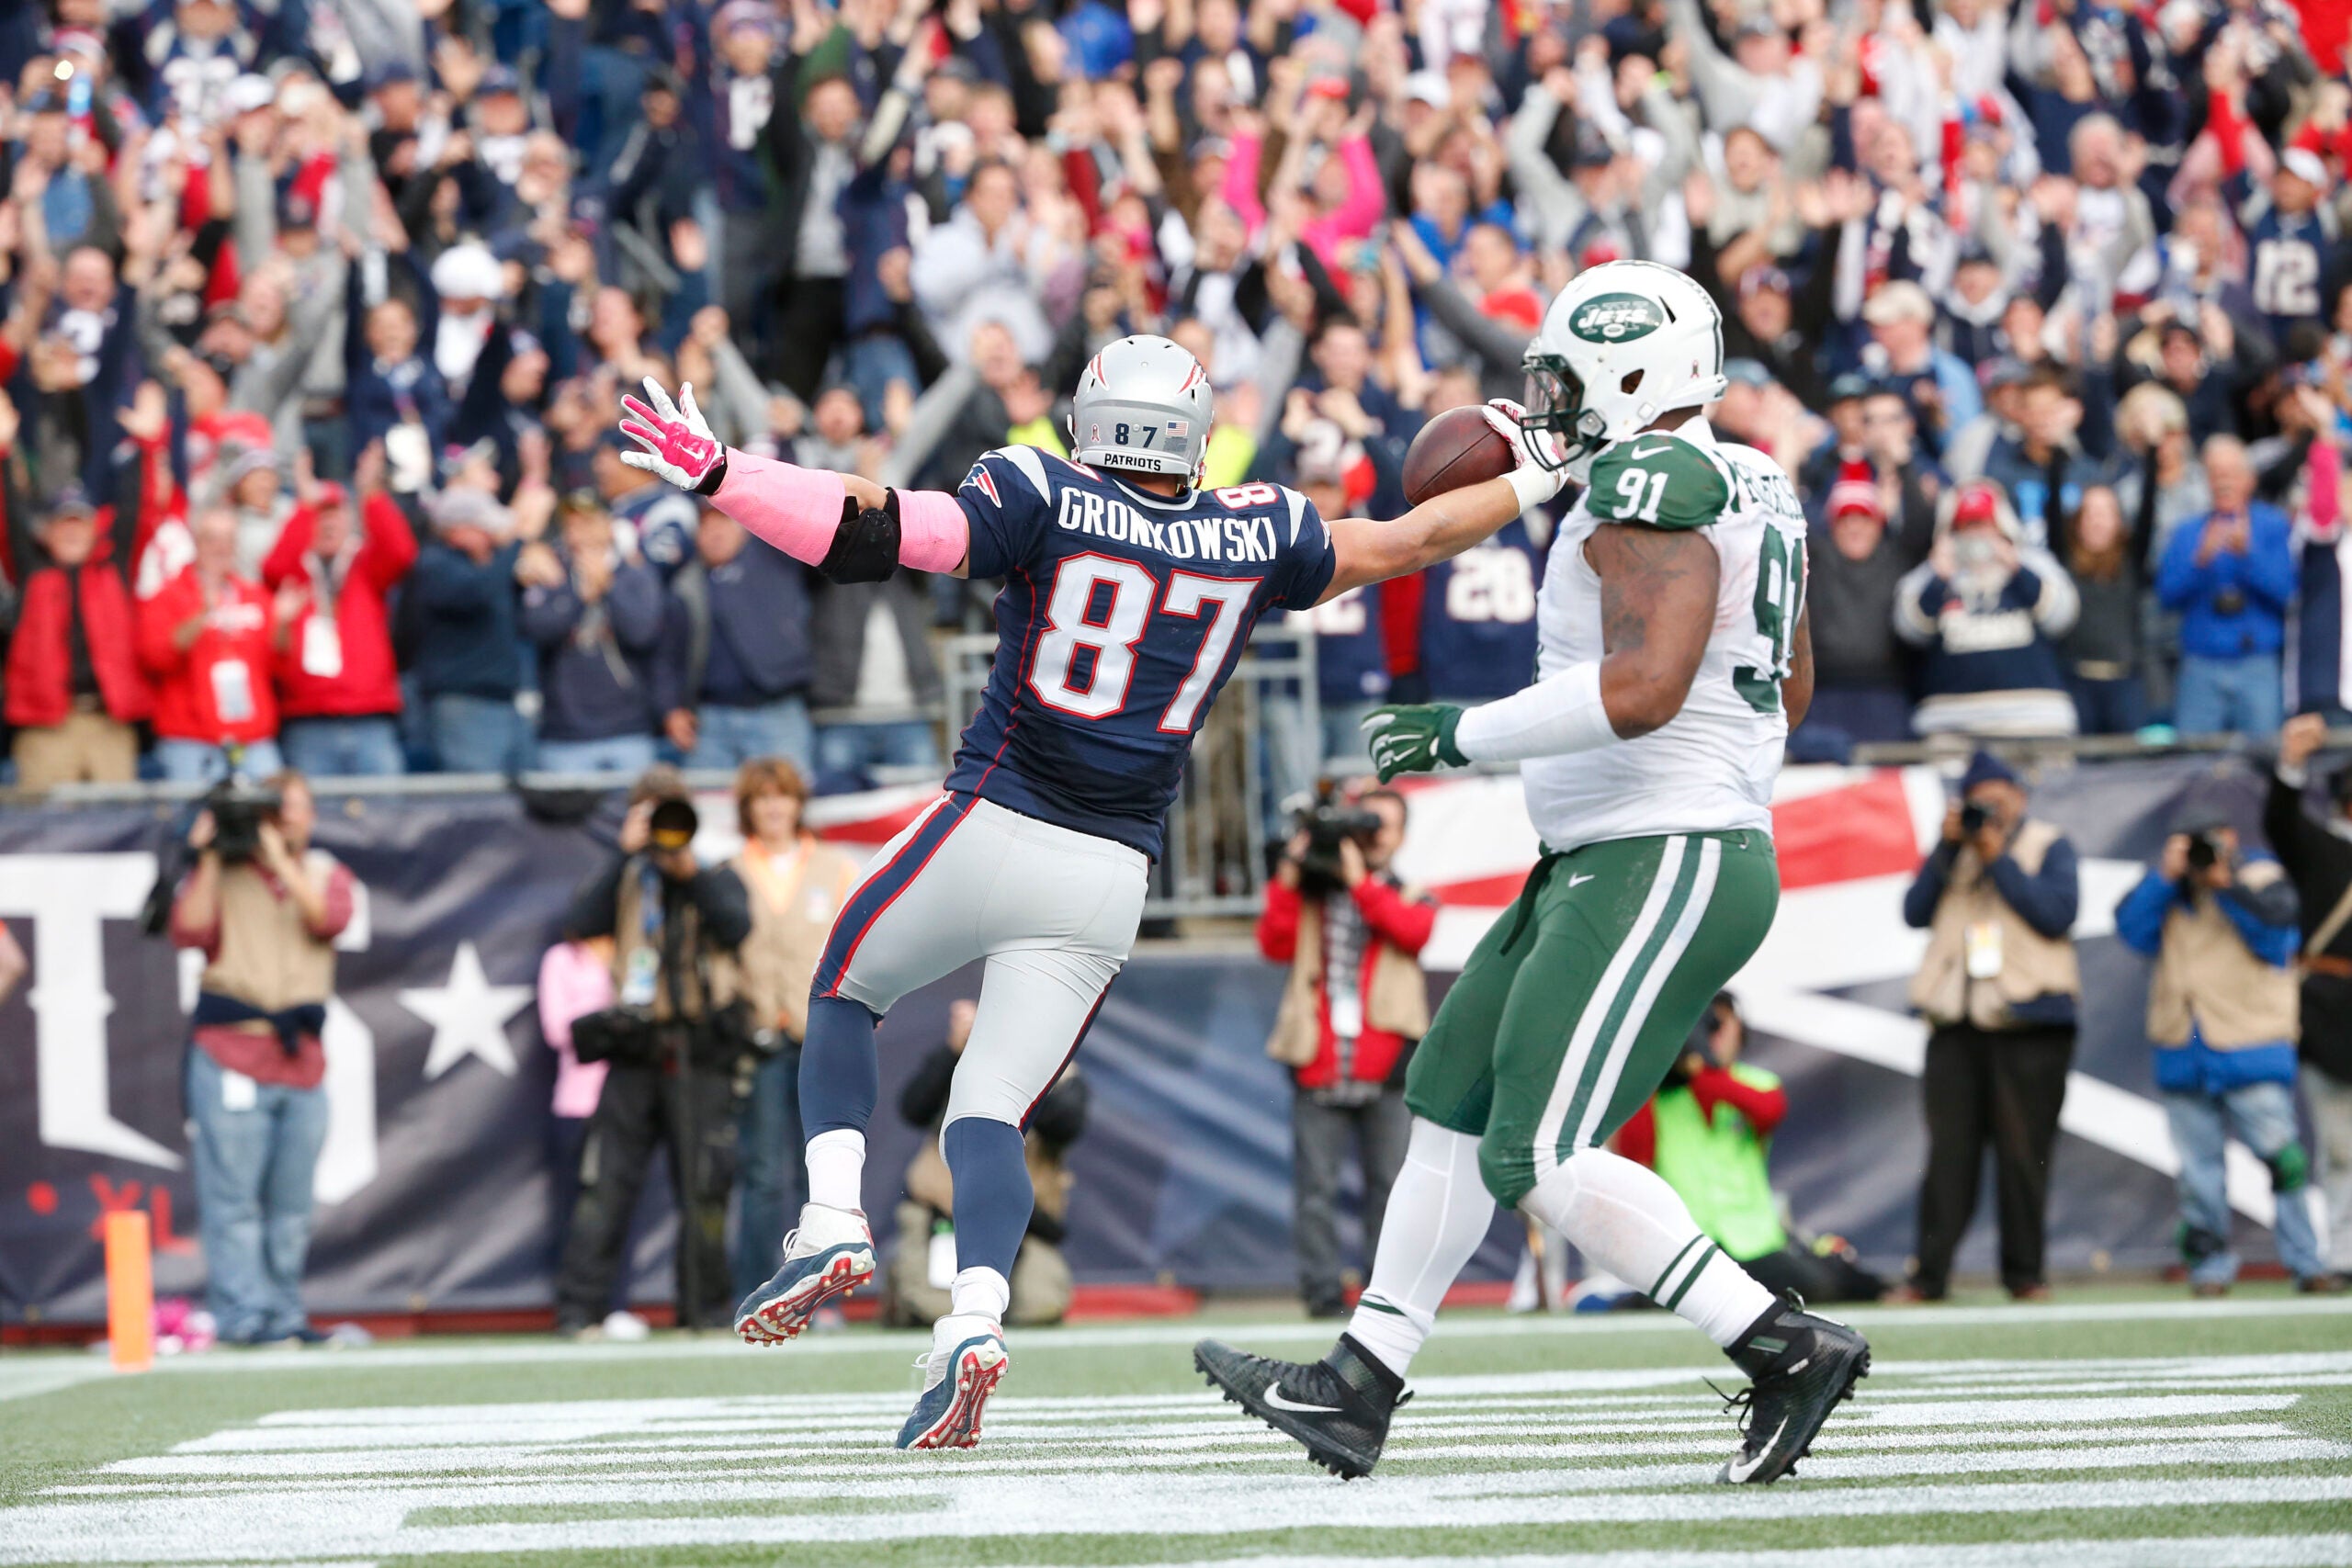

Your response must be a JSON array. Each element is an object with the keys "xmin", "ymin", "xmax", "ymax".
[
  {"xmin": 1363, "ymin": 522, "xmax": 1720, "ymax": 782},
  {"xmin": 617, "ymin": 378, "xmax": 973, "ymax": 581},
  {"xmin": 1316, "ymin": 401, "xmax": 1564, "ymax": 604}
]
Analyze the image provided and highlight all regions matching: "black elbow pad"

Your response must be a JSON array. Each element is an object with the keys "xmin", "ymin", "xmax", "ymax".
[{"xmin": 820, "ymin": 491, "xmax": 902, "ymax": 584}]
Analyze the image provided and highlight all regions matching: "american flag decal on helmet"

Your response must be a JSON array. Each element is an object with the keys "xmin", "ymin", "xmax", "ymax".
[{"xmin": 1167, "ymin": 419, "xmax": 1188, "ymax": 439}]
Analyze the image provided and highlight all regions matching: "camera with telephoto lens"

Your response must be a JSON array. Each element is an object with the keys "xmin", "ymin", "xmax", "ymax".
[
  {"xmin": 2184, "ymin": 830, "xmax": 2224, "ymax": 875},
  {"xmin": 1959, "ymin": 800, "xmax": 1992, "ymax": 837},
  {"xmin": 205, "ymin": 777, "xmax": 285, "ymax": 865},
  {"xmin": 1290, "ymin": 787, "xmax": 1384, "ymax": 898}
]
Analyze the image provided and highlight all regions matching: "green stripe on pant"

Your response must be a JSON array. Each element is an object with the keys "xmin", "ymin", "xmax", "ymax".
[{"xmin": 1405, "ymin": 829, "xmax": 1781, "ymax": 1211}]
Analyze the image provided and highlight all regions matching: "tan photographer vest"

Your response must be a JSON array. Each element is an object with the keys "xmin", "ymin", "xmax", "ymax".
[
  {"xmin": 2147, "ymin": 860, "xmax": 2301, "ymax": 1049},
  {"xmin": 201, "ymin": 852, "xmax": 341, "ymax": 1029},
  {"xmin": 731, "ymin": 837, "xmax": 858, "ymax": 1042},
  {"xmin": 1908, "ymin": 819, "xmax": 2081, "ymax": 1031},
  {"xmin": 610, "ymin": 860, "xmax": 741, "ymax": 1022},
  {"xmin": 1266, "ymin": 888, "xmax": 1433, "ymax": 1068}
]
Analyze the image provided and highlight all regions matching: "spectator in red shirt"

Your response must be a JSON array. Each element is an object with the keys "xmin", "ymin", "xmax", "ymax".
[
  {"xmin": 262, "ymin": 455, "xmax": 419, "ymax": 778},
  {"xmin": 138, "ymin": 504, "xmax": 290, "ymax": 783},
  {"xmin": 1258, "ymin": 787, "xmax": 1437, "ymax": 1317},
  {"xmin": 169, "ymin": 772, "xmax": 356, "ymax": 1344},
  {"xmin": 3, "ymin": 471, "xmax": 153, "ymax": 791}
]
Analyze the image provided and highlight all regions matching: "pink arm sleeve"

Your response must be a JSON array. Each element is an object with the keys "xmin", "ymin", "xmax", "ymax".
[
  {"xmin": 895, "ymin": 489, "xmax": 973, "ymax": 572},
  {"xmin": 1224, "ymin": 131, "xmax": 1266, "ymax": 236},
  {"xmin": 2310, "ymin": 438, "xmax": 2343, "ymax": 538},
  {"xmin": 1328, "ymin": 135, "xmax": 1385, "ymax": 240},
  {"xmin": 709, "ymin": 449, "xmax": 849, "ymax": 566}
]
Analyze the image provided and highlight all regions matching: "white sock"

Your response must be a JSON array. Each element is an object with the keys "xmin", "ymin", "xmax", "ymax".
[
  {"xmin": 804, "ymin": 1129, "xmax": 866, "ymax": 1212},
  {"xmin": 1521, "ymin": 1146, "xmax": 1773, "ymax": 1348},
  {"xmin": 1346, "ymin": 1119, "xmax": 1495, "ymax": 1379},
  {"xmin": 948, "ymin": 1265, "xmax": 1009, "ymax": 1325}
]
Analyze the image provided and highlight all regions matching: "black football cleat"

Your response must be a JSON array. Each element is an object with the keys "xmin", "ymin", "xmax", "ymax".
[
  {"xmin": 1715, "ymin": 1292, "xmax": 1871, "ymax": 1484},
  {"xmin": 1193, "ymin": 1333, "xmax": 1408, "ymax": 1480}
]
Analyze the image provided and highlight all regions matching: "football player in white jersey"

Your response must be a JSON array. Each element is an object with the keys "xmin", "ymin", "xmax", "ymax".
[{"xmin": 1197, "ymin": 261, "xmax": 1869, "ymax": 1486}]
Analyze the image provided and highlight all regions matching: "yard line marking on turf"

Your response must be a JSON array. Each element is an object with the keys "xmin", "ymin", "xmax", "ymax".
[
  {"xmin": 1038, "ymin": 1540, "xmax": 2352, "ymax": 1568},
  {"xmin": 7, "ymin": 1472, "xmax": 2350, "ymax": 1562},
  {"xmin": 57, "ymin": 1421, "xmax": 2320, "ymax": 1497},
  {"xmin": 116, "ymin": 1296, "xmax": 2352, "ymax": 1372}
]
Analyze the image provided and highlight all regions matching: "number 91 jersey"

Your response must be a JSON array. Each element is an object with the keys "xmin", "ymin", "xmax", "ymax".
[
  {"xmin": 944, "ymin": 446, "xmax": 1338, "ymax": 857},
  {"xmin": 1524, "ymin": 419, "xmax": 1805, "ymax": 854}
]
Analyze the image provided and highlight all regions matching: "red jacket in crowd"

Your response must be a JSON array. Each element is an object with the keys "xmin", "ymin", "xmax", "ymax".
[
  {"xmin": 1256, "ymin": 874, "xmax": 1438, "ymax": 1092},
  {"xmin": 0, "ymin": 476, "xmax": 154, "ymax": 728},
  {"xmin": 262, "ymin": 491, "xmax": 418, "ymax": 719},
  {"xmin": 137, "ymin": 568, "xmax": 279, "ymax": 744}
]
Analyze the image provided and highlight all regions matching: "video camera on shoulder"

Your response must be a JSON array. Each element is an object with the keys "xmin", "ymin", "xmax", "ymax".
[
  {"xmin": 204, "ymin": 777, "xmax": 286, "ymax": 865},
  {"xmin": 1290, "ymin": 783, "xmax": 1384, "ymax": 898}
]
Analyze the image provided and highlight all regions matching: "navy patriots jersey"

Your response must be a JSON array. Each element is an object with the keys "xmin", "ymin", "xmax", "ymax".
[
  {"xmin": 1420, "ymin": 518, "xmax": 1543, "ymax": 701},
  {"xmin": 1287, "ymin": 585, "xmax": 1390, "ymax": 705},
  {"xmin": 944, "ymin": 446, "xmax": 1339, "ymax": 856},
  {"xmin": 2245, "ymin": 198, "xmax": 2345, "ymax": 347}
]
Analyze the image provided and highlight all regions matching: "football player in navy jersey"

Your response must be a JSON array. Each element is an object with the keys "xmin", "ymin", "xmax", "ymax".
[{"xmin": 617, "ymin": 334, "xmax": 1566, "ymax": 1449}]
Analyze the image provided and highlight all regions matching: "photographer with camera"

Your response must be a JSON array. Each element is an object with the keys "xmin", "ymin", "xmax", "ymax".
[
  {"xmin": 1617, "ymin": 994, "xmax": 1888, "ymax": 1304},
  {"xmin": 552, "ymin": 773, "xmax": 757, "ymax": 1336},
  {"xmin": 1257, "ymin": 786, "xmax": 1435, "ymax": 1317},
  {"xmin": 2115, "ymin": 803, "xmax": 2343, "ymax": 1295},
  {"xmin": 169, "ymin": 770, "xmax": 354, "ymax": 1344},
  {"xmin": 1896, "ymin": 751, "xmax": 2081, "ymax": 1302}
]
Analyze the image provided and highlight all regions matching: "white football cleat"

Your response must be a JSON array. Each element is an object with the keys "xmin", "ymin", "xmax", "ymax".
[
  {"xmin": 896, "ymin": 1314, "xmax": 1008, "ymax": 1450},
  {"xmin": 733, "ymin": 1203, "xmax": 875, "ymax": 1345}
]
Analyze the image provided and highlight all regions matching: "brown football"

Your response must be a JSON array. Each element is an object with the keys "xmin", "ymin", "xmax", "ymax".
[{"xmin": 1401, "ymin": 404, "xmax": 1516, "ymax": 506}]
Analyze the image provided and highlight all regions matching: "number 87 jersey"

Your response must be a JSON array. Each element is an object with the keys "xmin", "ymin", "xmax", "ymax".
[
  {"xmin": 943, "ymin": 445, "xmax": 1338, "ymax": 858},
  {"xmin": 1522, "ymin": 419, "xmax": 1806, "ymax": 854}
]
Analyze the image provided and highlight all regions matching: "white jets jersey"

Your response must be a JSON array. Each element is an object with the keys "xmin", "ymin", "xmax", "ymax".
[{"xmin": 1518, "ymin": 418, "xmax": 1806, "ymax": 853}]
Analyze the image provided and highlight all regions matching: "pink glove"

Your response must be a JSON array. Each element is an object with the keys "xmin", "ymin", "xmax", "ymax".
[{"xmin": 618, "ymin": 378, "xmax": 724, "ymax": 491}]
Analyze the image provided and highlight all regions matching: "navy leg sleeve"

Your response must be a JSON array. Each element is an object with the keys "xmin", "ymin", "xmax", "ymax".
[
  {"xmin": 798, "ymin": 995, "xmax": 880, "ymax": 1138},
  {"xmin": 943, "ymin": 1117, "xmax": 1035, "ymax": 1283}
]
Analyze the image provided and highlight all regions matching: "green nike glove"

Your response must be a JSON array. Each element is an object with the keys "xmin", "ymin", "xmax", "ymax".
[{"xmin": 1362, "ymin": 704, "xmax": 1468, "ymax": 783}]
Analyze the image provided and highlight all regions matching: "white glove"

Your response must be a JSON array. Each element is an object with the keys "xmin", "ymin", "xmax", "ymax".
[
  {"xmin": 1483, "ymin": 398, "xmax": 1569, "ymax": 509},
  {"xmin": 617, "ymin": 378, "xmax": 725, "ymax": 491}
]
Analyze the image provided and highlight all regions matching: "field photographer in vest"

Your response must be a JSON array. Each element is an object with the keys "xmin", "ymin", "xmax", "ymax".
[
  {"xmin": 2267, "ymin": 714, "xmax": 2352, "ymax": 1276},
  {"xmin": 2115, "ymin": 801, "xmax": 2344, "ymax": 1295},
  {"xmin": 553, "ymin": 783, "xmax": 757, "ymax": 1335},
  {"xmin": 1257, "ymin": 786, "xmax": 1436, "ymax": 1318},
  {"xmin": 1617, "ymin": 995, "xmax": 1889, "ymax": 1306},
  {"xmin": 1897, "ymin": 750, "xmax": 2082, "ymax": 1303},
  {"xmin": 169, "ymin": 771, "xmax": 356, "ymax": 1344}
]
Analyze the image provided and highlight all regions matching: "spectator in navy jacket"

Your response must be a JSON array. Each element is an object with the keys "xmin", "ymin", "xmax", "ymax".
[
  {"xmin": 1894, "ymin": 482, "xmax": 2081, "ymax": 738},
  {"xmin": 662, "ymin": 507, "xmax": 816, "ymax": 773},
  {"xmin": 408, "ymin": 486, "xmax": 530, "ymax": 775},
  {"xmin": 2158, "ymin": 437, "xmax": 2295, "ymax": 738},
  {"xmin": 519, "ymin": 494, "xmax": 672, "ymax": 776}
]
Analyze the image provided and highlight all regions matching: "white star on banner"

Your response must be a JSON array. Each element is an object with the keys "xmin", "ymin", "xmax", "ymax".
[{"xmin": 400, "ymin": 942, "xmax": 533, "ymax": 1080}]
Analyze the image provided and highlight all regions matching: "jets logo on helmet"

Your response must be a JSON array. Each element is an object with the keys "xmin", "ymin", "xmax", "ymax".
[
  {"xmin": 1519, "ymin": 261, "xmax": 1728, "ymax": 480},
  {"xmin": 1069, "ymin": 334, "xmax": 1216, "ymax": 485},
  {"xmin": 1569, "ymin": 294, "xmax": 1665, "ymax": 344}
]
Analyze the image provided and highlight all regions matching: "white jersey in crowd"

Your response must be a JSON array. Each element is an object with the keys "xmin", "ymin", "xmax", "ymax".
[{"xmin": 1519, "ymin": 418, "xmax": 1807, "ymax": 853}]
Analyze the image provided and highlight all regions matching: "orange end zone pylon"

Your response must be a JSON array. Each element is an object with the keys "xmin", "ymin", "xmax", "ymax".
[{"xmin": 105, "ymin": 1210, "xmax": 154, "ymax": 1373}]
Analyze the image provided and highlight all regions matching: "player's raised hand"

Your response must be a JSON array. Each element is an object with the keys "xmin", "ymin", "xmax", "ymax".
[
  {"xmin": 1363, "ymin": 704, "xmax": 1468, "ymax": 783},
  {"xmin": 617, "ymin": 377, "xmax": 724, "ymax": 492}
]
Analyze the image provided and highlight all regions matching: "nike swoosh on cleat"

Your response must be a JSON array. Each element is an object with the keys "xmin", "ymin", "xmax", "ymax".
[
  {"xmin": 1724, "ymin": 1416, "xmax": 1790, "ymax": 1483},
  {"xmin": 1567, "ymin": 874, "xmax": 1595, "ymax": 887},
  {"xmin": 1262, "ymin": 1383, "xmax": 1342, "ymax": 1415}
]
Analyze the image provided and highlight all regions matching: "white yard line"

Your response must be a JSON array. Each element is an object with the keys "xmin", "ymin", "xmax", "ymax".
[{"xmin": 1057, "ymin": 1540, "xmax": 2352, "ymax": 1568}]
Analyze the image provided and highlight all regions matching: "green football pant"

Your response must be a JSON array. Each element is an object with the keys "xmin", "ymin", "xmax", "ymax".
[{"xmin": 1405, "ymin": 829, "xmax": 1780, "ymax": 1210}]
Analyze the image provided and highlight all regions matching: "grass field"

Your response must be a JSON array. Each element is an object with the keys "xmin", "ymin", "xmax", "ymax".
[{"xmin": 1, "ymin": 1285, "xmax": 2348, "ymax": 1566}]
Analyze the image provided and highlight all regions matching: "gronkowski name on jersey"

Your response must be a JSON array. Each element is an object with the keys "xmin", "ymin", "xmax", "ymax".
[{"xmin": 944, "ymin": 445, "xmax": 1338, "ymax": 857}]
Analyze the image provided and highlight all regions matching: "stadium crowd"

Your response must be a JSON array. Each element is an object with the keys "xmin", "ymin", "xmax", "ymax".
[{"xmin": 0, "ymin": 0, "xmax": 2348, "ymax": 792}]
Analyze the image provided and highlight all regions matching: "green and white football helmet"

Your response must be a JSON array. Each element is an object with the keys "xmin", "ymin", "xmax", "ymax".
[{"xmin": 1520, "ymin": 260, "xmax": 1727, "ymax": 479}]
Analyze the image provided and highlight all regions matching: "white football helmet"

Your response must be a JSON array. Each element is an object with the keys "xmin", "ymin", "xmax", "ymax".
[
  {"xmin": 1520, "ymin": 260, "xmax": 1727, "ymax": 478},
  {"xmin": 1069, "ymin": 334, "xmax": 1215, "ymax": 483}
]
